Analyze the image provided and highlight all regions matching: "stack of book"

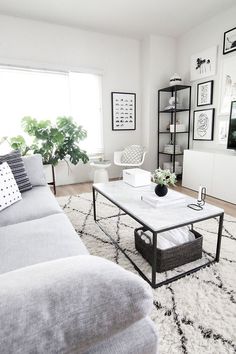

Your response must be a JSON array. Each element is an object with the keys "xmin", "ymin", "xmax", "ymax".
[{"xmin": 141, "ymin": 189, "xmax": 186, "ymax": 208}]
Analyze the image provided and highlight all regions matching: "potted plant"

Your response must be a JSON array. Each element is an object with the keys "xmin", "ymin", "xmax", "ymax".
[
  {"xmin": 152, "ymin": 168, "xmax": 176, "ymax": 197},
  {"xmin": 8, "ymin": 116, "xmax": 89, "ymax": 166}
]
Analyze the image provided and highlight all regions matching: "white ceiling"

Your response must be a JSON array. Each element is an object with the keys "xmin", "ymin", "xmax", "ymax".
[{"xmin": 0, "ymin": 0, "xmax": 235, "ymax": 39}]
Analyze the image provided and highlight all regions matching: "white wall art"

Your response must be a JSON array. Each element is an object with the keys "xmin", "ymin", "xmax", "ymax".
[
  {"xmin": 193, "ymin": 108, "xmax": 215, "ymax": 141},
  {"xmin": 190, "ymin": 46, "xmax": 217, "ymax": 81},
  {"xmin": 219, "ymin": 56, "xmax": 236, "ymax": 115},
  {"xmin": 218, "ymin": 120, "xmax": 228, "ymax": 144},
  {"xmin": 197, "ymin": 80, "xmax": 214, "ymax": 106},
  {"xmin": 223, "ymin": 27, "xmax": 236, "ymax": 55},
  {"xmin": 111, "ymin": 92, "xmax": 136, "ymax": 131}
]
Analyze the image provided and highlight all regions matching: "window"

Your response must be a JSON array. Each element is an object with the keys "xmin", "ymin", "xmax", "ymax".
[{"xmin": 0, "ymin": 66, "xmax": 103, "ymax": 155}]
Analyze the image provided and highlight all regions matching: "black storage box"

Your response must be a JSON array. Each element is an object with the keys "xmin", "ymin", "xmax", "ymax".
[{"xmin": 134, "ymin": 227, "xmax": 203, "ymax": 273}]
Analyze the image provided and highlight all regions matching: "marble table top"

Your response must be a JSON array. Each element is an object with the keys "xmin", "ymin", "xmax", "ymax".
[{"xmin": 93, "ymin": 180, "xmax": 224, "ymax": 232}]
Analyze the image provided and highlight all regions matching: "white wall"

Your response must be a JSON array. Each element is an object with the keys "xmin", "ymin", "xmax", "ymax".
[
  {"xmin": 177, "ymin": 5, "xmax": 236, "ymax": 152},
  {"xmin": 141, "ymin": 35, "xmax": 177, "ymax": 172},
  {"xmin": 0, "ymin": 14, "xmax": 141, "ymax": 184}
]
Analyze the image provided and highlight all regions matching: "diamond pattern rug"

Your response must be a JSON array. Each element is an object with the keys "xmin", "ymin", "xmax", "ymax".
[{"xmin": 57, "ymin": 192, "xmax": 236, "ymax": 354}]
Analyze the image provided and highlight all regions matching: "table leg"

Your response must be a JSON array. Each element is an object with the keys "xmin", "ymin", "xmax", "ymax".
[
  {"xmin": 152, "ymin": 232, "xmax": 157, "ymax": 287},
  {"xmin": 216, "ymin": 213, "xmax": 224, "ymax": 262},
  {"xmin": 92, "ymin": 187, "xmax": 97, "ymax": 221}
]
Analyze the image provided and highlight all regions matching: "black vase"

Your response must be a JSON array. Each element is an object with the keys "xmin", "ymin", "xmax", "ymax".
[{"xmin": 155, "ymin": 184, "xmax": 168, "ymax": 197}]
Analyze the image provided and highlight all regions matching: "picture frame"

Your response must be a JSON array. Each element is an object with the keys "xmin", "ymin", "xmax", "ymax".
[
  {"xmin": 197, "ymin": 80, "xmax": 214, "ymax": 106},
  {"xmin": 223, "ymin": 27, "xmax": 236, "ymax": 55},
  {"xmin": 219, "ymin": 56, "xmax": 236, "ymax": 115},
  {"xmin": 193, "ymin": 108, "xmax": 215, "ymax": 141},
  {"xmin": 111, "ymin": 92, "xmax": 136, "ymax": 131},
  {"xmin": 190, "ymin": 46, "xmax": 217, "ymax": 81}
]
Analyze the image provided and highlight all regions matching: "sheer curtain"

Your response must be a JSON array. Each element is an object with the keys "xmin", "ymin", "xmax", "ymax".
[{"xmin": 0, "ymin": 66, "xmax": 103, "ymax": 155}]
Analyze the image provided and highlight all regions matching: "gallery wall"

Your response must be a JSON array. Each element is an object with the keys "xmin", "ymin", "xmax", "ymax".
[
  {"xmin": 177, "ymin": 4, "xmax": 236, "ymax": 152},
  {"xmin": 0, "ymin": 14, "xmax": 141, "ymax": 184}
]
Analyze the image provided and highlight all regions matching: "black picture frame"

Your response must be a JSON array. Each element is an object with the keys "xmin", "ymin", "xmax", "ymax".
[
  {"xmin": 223, "ymin": 27, "xmax": 236, "ymax": 55},
  {"xmin": 227, "ymin": 101, "xmax": 236, "ymax": 149},
  {"xmin": 197, "ymin": 80, "xmax": 214, "ymax": 106},
  {"xmin": 111, "ymin": 92, "xmax": 136, "ymax": 131},
  {"xmin": 193, "ymin": 108, "xmax": 215, "ymax": 141}
]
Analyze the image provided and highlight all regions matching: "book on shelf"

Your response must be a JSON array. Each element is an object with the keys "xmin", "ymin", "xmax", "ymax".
[{"xmin": 141, "ymin": 189, "xmax": 186, "ymax": 208}]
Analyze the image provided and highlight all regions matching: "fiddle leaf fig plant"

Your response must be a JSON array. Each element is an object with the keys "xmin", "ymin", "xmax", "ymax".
[{"xmin": 8, "ymin": 116, "xmax": 89, "ymax": 166}]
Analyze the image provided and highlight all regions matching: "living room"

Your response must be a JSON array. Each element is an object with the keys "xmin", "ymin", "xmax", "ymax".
[{"xmin": 0, "ymin": 1, "xmax": 235, "ymax": 353}]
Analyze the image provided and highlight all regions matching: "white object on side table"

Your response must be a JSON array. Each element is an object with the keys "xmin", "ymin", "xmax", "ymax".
[
  {"xmin": 123, "ymin": 168, "xmax": 151, "ymax": 187},
  {"xmin": 90, "ymin": 160, "xmax": 111, "ymax": 183}
]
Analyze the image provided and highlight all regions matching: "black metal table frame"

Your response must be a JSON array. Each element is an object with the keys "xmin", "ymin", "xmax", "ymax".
[{"xmin": 92, "ymin": 186, "xmax": 224, "ymax": 289}]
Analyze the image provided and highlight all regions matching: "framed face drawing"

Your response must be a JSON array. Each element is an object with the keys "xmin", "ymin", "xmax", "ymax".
[
  {"xmin": 111, "ymin": 92, "xmax": 136, "ymax": 131},
  {"xmin": 193, "ymin": 108, "xmax": 215, "ymax": 141},
  {"xmin": 197, "ymin": 80, "xmax": 214, "ymax": 106},
  {"xmin": 190, "ymin": 46, "xmax": 217, "ymax": 81},
  {"xmin": 223, "ymin": 27, "xmax": 236, "ymax": 55}
]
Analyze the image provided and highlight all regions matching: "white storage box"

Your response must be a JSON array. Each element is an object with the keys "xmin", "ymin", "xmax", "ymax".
[
  {"xmin": 163, "ymin": 162, "xmax": 182, "ymax": 174},
  {"xmin": 170, "ymin": 124, "xmax": 186, "ymax": 133},
  {"xmin": 123, "ymin": 168, "xmax": 151, "ymax": 187},
  {"xmin": 164, "ymin": 144, "xmax": 181, "ymax": 154}
]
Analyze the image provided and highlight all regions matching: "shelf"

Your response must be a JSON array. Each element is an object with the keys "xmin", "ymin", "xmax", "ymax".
[
  {"xmin": 159, "ymin": 152, "xmax": 183, "ymax": 156},
  {"xmin": 159, "ymin": 131, "xmax": 189, "ymax": 134},
  {"xmin": 158, "ymin": 85, "xmax": 191, "ymax": 93},
  {"xmin": 159, "ymin": 108, "xmax": 190, "ymax": 113}
]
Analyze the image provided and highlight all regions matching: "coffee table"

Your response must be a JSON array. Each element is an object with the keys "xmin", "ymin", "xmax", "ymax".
[{"xmin": 92, "ymin": 180, "xmax": 224, "ymax": 288}]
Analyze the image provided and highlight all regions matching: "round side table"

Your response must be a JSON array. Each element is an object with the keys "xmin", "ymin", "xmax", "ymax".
[{"xmin": 90, "ymin": 161, "xmax": 111, "ymax": 183}]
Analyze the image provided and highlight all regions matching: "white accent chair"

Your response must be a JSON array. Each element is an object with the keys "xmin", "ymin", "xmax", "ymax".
[{"xmin": 114, "ymin": 147, "xmax": 147, "ymax": 178}]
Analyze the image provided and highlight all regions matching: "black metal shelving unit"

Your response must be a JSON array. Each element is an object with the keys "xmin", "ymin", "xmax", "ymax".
[{"xmin": 157, "ymin": 84, "xmax": 191, "ymax": 175}]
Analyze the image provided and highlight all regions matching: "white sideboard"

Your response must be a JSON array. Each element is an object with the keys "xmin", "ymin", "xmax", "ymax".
[{"xmin": 182, "ymin": 149, "xmax": 236, "ymax": 204}]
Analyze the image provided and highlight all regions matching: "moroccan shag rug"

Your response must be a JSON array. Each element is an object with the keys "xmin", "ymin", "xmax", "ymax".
[{"xmin": 57, "ymin": 192, "xmax": 236, "ymax": 354}]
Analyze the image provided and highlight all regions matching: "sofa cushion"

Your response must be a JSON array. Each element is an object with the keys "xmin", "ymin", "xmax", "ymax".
[
  {"xmin": 0, "ymin": 162, "xmax": 22, "ymax": 211},
  {"xmin": 0, "ymin": 150, "xmax": 32, "ymax": 192},
  {"xmin": 0, "ymin": 213, "xmax": 89, "ymax": 274},
  {"xmin": 0, "ymin": 185, "xmax": 62, "ymax": 227},
  {"xmin": 0, "ymin": 256, "xmax": 153, "ymax": 353},
  {"xmin": 22, "ymin": 154, "xmax": 47, "ymax": 186}
]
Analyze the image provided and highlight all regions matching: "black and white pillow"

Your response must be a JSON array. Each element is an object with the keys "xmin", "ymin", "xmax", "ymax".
[
  {"xmin": 121, "ymin": 145, "xmax": 144, "ymax": 164},
  {"xmin": 0, "ymin": 150, "xmax": 32, "ymax": 192},
  {"xmin": 0, "ymin": 162, "xmax": 22, "ymax": 211}
]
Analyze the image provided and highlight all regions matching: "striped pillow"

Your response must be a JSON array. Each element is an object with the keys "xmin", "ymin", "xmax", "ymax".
[{"xmin": 0, "ymin": 150, "xmax": 32, "ymax": 192}]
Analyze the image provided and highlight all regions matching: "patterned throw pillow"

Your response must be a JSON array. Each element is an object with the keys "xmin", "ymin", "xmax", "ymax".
[
  {"xmin": 121, "ymin": 145, "xmax": 144, "ymax": 164},
  {"xmin": 0, "ymin": 150, "xmax": 32, "ymax": 192},
  {"xmin": 0, "ymin": 162, "xmax": 22, "ymax": 211}
]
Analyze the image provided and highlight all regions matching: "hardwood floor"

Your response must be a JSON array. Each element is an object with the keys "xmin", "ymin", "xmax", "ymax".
[{"xmin": 56, "ymin": 180, "xmax": 236, "ymax": 218}]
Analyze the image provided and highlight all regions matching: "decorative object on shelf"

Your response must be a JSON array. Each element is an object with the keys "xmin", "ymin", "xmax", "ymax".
[
  {"xmin": 163, "ymin": 161, "xmax": 182, "ymax": 175},
  {"xmin": 152, "ymin": 168, "xmax": 176, "ymax": 197},
  {"xmin": 187, "ymin": 186, "xmax": 206, "ymax": 211},
  {"xmin": 193, "ymin": 108, "xmax": 215, "ymax": 141},
  {"xmin": 169, "ymin": 73, "xmax": 182, "ymax": 86},
  {"xmin": 218, "ymin": 120, "xmax": 228, "ymax": 145},
  {"xmin": 219, "ymin": 56, "xmax": 236, "ymax": 115},
  {"xmin": 164, "ymin": 95, "xmax": 180, "ymax": 111},
  {"xmin": 190, "ymin": 46, "xmax": 217, "ymax": 81},
  {"xmin": 111, "ymin": 92, "xmax": 136, "ymax": 131},
  {"xmin": 164, "ymin": 143, "xmax": 181, "ymax": 154},
  {"xmin": 223, "ymin": 27, "xmax": 236, "ymax": 55},
  {"xmin": 170, "ymin": 123, "xmax": 186, "ymax": 132},
  {"xmin": 197, "ymin": 80, "xmax": 214, "ymax": 106}
]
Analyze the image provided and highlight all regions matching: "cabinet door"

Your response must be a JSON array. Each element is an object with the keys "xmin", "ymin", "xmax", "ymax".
[
  {"xmin": 212, "ymin": 154, "xmax": 236, "ymax": 204},
  {"xmin": 182, "ymin": 150, "xmax": 214, "ymax": 194}
]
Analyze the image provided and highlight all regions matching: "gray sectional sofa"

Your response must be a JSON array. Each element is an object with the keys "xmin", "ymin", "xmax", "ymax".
[{"xmin": 0, "ymin": 154, "xmax": 158, "ymax": 354}]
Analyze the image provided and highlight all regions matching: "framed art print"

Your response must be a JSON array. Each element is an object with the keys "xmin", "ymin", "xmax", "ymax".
[
  {"xmin": 219, "ymin": 56, "xmax": 236, "ymax": 115},
  {"xmin": 111, "ymin": 92, "xmax": 136, "ymax": 131},
  {"xmin": 197, "ymin": 80, "xmax": 213, "ymax": 106},
  {"xmin": 190, "ymin": 46, "xmax": 217, "ymax": 81},
  {"xmin": 193, "ymin": 108, "xmax": 215, "ymax": 141},
  {"xmin": 223, "ymin": 27, "xmax": 236, "ymax": 55}
]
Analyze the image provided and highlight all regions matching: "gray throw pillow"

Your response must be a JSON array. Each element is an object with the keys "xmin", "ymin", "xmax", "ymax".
[
  {"xmin": 22, "ymin": 154, "xmax": 47, "ymax": 186},
  {"xmin": 0, "ymin": 150, "xmax": 32, "ymax": 192},
  {"xmin": 0, "ymin": 255, "xmax": 153, "ymax": 353},
  {"xmin": 121, "ymin": 145, "xmax": 144, "ymax": 164}
]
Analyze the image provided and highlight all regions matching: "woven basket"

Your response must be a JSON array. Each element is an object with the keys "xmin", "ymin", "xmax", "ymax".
[{"xmin": 134, "ymin": 227, "xmax": 203, "ymax": 273}]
